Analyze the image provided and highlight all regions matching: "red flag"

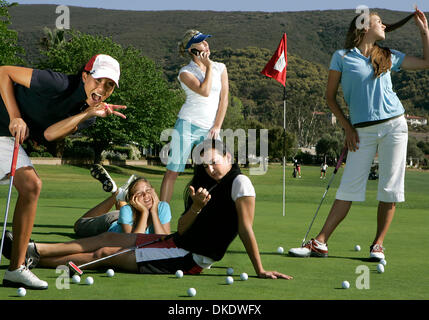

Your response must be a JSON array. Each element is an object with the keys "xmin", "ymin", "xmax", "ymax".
[{"xmin": 261, "ymin": 33, "xmax": 287, "ymax": 87}]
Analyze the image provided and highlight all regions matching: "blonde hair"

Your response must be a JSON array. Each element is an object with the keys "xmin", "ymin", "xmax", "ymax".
[{"xmin": 178, "ymin": 29, "xmax": 200, "ymax": 57}]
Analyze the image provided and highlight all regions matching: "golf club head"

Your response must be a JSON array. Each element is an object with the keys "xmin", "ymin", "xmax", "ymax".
[{"xmin": 68, "ymin": 261, "xmax": 83, "ymax": 277}]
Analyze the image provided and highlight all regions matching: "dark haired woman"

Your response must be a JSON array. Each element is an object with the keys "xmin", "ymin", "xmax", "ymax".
[
  {"xmin": 15, "ymin": 140, "xmax": 292, "ymax": 280},
  {"xmin": 290, "ymin": 9, "xmax": 428, "ymax": 261},
  {"xmin": 0, "ymin": 54, "xmax": 126, "ymax": 289}
]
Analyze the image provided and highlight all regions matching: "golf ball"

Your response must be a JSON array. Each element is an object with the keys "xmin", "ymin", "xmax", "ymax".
[
  {"xmin": 85, "ymin": 276, "xmax": 94, "ymax": 285},
  {"xmin": 106, "ymin": 269, "xmax": 115, "ymax": 277},
  {"xmin": 342, "ymin": 281, "xmax": 350, "ymax": 289},
  {"xmin": 277, "ymin": 246, "xmax": 284, "ymax": 254},
  {"xmin": 240, "ymin": 272, "xmax": 248, "ymax": 281},
  {"xmin": 354, "ymin": 245, "xmax": 361, "ymax": 251},
  {"xmin": 71, "ymin": 274, "xmax": 81, "ymax": 284},
  {"xmin": 226, "ymin": 276, "xmax": 234, "ymax": 285},
  {"xmin": 187, "ymin": 287, "xmax": 196, "ymax": 297},
  {"xmin": 17, "ymin": 287, "xmax": 26, "ymax": 297},
  {"xmin": 380, "ymin": 259, "xmax": 387, "ymax": 266},
  {"xmin": 226, "ymin": 267, "xmax": 234, "ymax": 276},
  {"xmin": 175, "ymin": 270, "xmax": 184, "ymax": 278},
  {"xmin": 377, "ymin": 264, "xmax": 385, "ymax": 273}
]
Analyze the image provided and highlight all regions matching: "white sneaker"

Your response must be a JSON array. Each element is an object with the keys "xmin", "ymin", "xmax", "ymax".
[
  {"xmin": 3, "ymin": 265, "xmax": 48, "ymax": 290},
  {"xmin": 116, "ymin": 174, "xmax": 138, "ymax": 202},
  {"xmin": 369, "ymin": 244, "xmax": 385, "ymax": 261},
  {"xmin": 289, "ymin": 239, "xmax": 328, "ymax": 257}
]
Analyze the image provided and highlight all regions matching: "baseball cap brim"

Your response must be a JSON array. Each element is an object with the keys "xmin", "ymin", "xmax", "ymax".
[
  {"xmin": 185, "ymin": 33, "xmax": 212, "ymax": 49},
  {"xmin": 91, "ymin": 70, "xmax": 120, "ymax": 88}
]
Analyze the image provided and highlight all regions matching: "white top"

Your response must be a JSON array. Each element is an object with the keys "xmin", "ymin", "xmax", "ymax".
[
  {"xmin": 193, "ymin": 174, "xmax": 256, "ymax": 268},
  {"xmin": 177, "ymin": 60, "xmax": 226, "ymax": 129}
]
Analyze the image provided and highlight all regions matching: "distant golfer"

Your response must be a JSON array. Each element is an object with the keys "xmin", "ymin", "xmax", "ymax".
[
  {"xmin": 160, "ymin": 29, "xmax": 229, "ymax": 203},
  {"xmin": 290, "ymin": 9, "xmax": 429, "ymax": 261},
  {"xmin": 0, "ymin": 54, "xmax": 126, "ymax": 289},
  {"xmin": 320, "ymin": 162, "xmax": 328, "ymax": 179}
]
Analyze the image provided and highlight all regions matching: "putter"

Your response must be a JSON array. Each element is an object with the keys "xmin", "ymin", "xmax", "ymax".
[
  {"xmin": 301, "ymin": 146, "xmax": 348, "ymax": 247},
  {"xmin": 0, "ymin": 140, "xmax": 19, "ymax": 265},
  {"xmin": 67, "ymin": 234, "xmax": 171, "ymax": 276}
]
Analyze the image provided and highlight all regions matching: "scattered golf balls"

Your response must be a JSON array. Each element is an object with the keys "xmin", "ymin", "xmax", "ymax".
[
  {"xmin": 380, "ymin": 259, "xmax": 387, "ymax": 266},
  {"xmin": 240, "ymin": 272, "xmax": 248, "ymax": 281},
  {"xmin": 187, "ymin": 287, "xmax": 196, "ymax": 297},
  {"xmin": 342, "ymin": 281, "xmax": 350, "ymax": 289},
  {"xmin": 277, "ymin": 246, "xmax": 284, "ymax": 254},
  {"xmin": 175, "ymin": 270, "xmax": 184, "ymax": 278},
  {"xmin": 85, "ymin": 276, "xmax": 94, "ymax": 285},
  {"xmin": 226, "ymin": 267, "xmax": 234, "ymax": 276},
  {"xmin": 71, "ymin": 274, "xmax": 81, "ymax": 284},
  {"xmin": 106, "ymin": 269, "xmax": 115, "ymax": 277},
  {"xmin": 354, "ymin": 245, "xmax": 361, "ymax": 251},
  {"xmin": 377, "ymin": 264, "xmax": 385, "ymax": 273},
  {"xmin": 17, "ymin": 287, "xmax": 26, "ymax": 297},
  {"xmin": 226, "ymin": 276, "xmax": 234, "ymax": 285}
]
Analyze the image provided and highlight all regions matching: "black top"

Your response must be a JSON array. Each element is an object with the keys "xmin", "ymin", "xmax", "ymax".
[
  {"xmin": 0, "ymin": 69, "xmax": 95, "ymax": 139},
  {"xmin": 173, "ymin": 164, "xmax": 242, "ymax": 261}
]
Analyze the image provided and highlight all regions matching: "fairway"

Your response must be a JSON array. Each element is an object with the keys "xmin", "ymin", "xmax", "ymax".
[{"xmin": 0, "ymin": 163, "xmax": 428, "ymax": 300}]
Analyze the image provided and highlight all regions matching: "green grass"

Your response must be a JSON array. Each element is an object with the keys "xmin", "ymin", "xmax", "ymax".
[{"xmin": 0, "ymin": 164, "xmax": 428, "ymax": 300}]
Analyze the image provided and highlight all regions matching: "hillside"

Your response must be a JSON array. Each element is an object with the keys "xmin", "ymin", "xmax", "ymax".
[{"xmin": 9, "ymin": 5, "xmax": 426, "ymax": 68}]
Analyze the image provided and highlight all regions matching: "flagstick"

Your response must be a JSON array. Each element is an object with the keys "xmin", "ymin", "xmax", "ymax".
[{"xmin": 282, "ymin": 86, "xmax": 286, "ymax": 217}]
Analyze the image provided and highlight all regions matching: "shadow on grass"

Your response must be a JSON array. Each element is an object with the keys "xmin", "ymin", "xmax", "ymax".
[{"xmin": 39, "ymin": 205, "xmax": 89, "ymax": 210}]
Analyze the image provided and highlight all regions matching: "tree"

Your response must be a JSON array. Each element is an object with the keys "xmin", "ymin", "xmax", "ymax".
[
  {"xmin": 38, "ymin": 31, "xmax": 183, "ymax": 162},
  {"xmin": 40, "ymin": 27, "xmax": 68, "ymax": 51},
  {"xmin": 315, "ymin": 133, "xmax": 342, "ymax": 164},
  {"xmin": 0, "ymin": 1, "xmax": 24, "ymax": 65}
]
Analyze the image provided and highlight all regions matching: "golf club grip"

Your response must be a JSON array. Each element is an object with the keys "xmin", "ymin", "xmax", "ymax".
[
  {"xmin": 333, "ymin": 147, "xmax": 348, "ymax": 173},
  {"xmin": 10, "ymin": 142, "xmax": 19, "ymax": 177}
]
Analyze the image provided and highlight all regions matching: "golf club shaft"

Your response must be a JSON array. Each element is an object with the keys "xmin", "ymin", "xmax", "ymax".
[
  {"xmin": 76, "ymin": 235, "xmax": 169, "ymax": 270},
  {"xmin": 0, "ymin": 141, "xmax": 20, "ymax": 265},
  {"xmin": 301, "ymin": 147, "xmax": 348, "ymax": 245}
]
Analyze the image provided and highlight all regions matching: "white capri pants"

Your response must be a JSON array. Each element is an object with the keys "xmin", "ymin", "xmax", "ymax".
[
  {"xmin": 0, "ymin": 136, "xmax": 34, "ymax": 185},
  {"xmin": 336, "ymin": 115, "xmax": 408, "ymax": 203}
]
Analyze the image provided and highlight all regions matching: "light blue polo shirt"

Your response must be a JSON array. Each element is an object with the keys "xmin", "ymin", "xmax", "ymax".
[
  {"xmin": 329, "ymin": 47, "xmax": 406, "ymax": 125},
  {"xmin": 108, "ymin": 201, "xmax": 171, "ymax": 234}
]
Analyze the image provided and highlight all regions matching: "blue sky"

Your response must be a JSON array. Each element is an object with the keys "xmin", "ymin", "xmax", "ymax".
[{"xmin": 14, "ymin": 0, "xmax": 428, "ymax": 12}]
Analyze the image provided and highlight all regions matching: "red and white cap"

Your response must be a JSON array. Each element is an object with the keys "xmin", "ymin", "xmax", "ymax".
[{"xmin": 84, "ymin": 54, "xmax": 120, "ymax": 87}]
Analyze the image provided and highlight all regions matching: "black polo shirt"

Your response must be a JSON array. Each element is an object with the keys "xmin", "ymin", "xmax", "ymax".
[{"xmin": 0, "ymin": 69, "xmax": 95, "ymax": 139}]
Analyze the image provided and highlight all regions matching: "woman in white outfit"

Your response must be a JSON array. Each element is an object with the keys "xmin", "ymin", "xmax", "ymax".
[{"xmin": 160, "ymin": 30, "xmax": 229, "ymax": 203}]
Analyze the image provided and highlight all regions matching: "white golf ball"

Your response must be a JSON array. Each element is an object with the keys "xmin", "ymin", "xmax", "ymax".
[
  {"xmin": 17, "ymin": 287, "xmax": 26, "ymax": 297},
  {"xmin": 187, "ymin": 287, "xmax": 196, "ymax": 297},
  {"xmin": 175, "ymin": 270, "xmax": 184, "ymax": 278},
  {"xmin": 226, "ymin": 267, "xmax": 234, "ymax": 276},
  {"xmin": 226, "ymin": 276, "xmax": 234, "ymax": 285},
  {"xmin": 377, "ymin": 264, "xmax": 385, "ymax": 273},
  {"xmin": 354, "ymin": 245, "xmax": 361, "ymax": 251},
  {"xmin": 380, "ymin": 259, "xmax": 387, "ymax": 266},
  {"xmin": 71, "ymin": 274, "xmax": 81, "ymax": 284},
  {"xmin": 106, "ymin": 269, "xmax": 115, "ymax": 277},
  {"xmin": 277, "ymin": 246, "xmax": 284, "ymax": 254},
  {"xmin": 85, "ymin": 276, "xmax": 94, "ymax": 285},
  {"xmin": 342, "ymin": 281, "xmax": 350, "ymax": 289},
  {"xmin": 240, "ymin": 272, "xmax": 248, "ymax": 281}
]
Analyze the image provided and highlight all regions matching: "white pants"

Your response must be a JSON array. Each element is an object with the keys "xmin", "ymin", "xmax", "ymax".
[
  {"xmin": 0, "ymin": 136, "xmax": 33, "ymax": 185},
  {"xmin": 336, "ymin": 116, "xmax": 408, "ymax": 203}
]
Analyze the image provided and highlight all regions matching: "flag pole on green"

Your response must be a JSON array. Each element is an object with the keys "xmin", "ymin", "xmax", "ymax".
[{"xmin": 261, "ymin": 33, "xmax": 288, "ymax": 216}]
